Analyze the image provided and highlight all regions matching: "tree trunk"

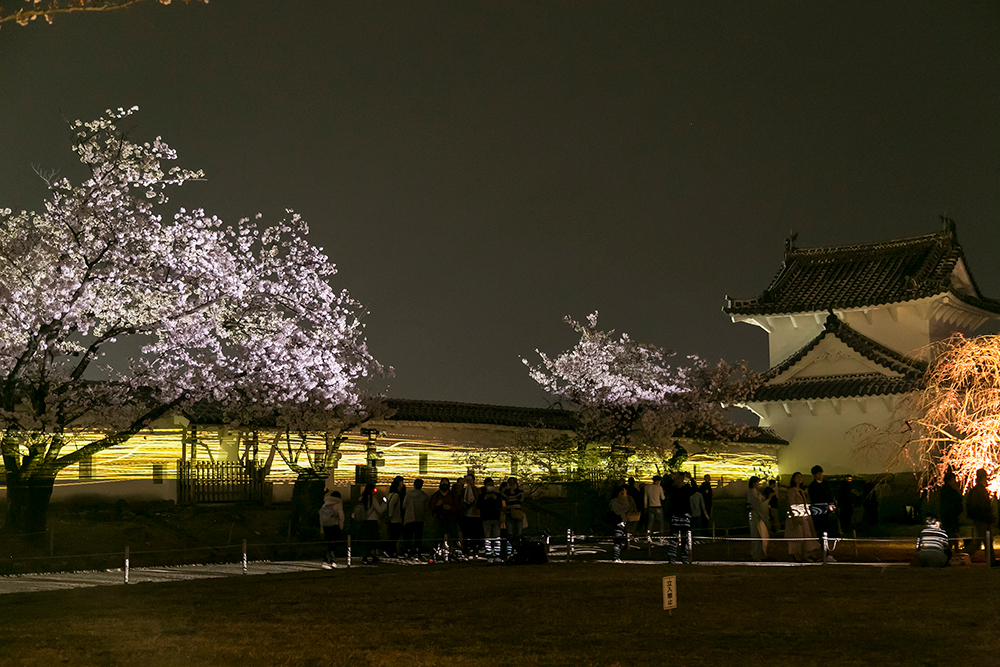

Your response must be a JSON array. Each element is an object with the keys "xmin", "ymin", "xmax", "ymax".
[
  {"xmin": 289, "ymin": 475, "xmax": 326, "ymax": 540},
  {"xmin": 4, "ymin": 473, "xmax": 56, "ymax": 538}
]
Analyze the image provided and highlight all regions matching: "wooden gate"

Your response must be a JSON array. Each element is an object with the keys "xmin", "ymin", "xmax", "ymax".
[{"xmin": 176, "ymin": 460, "xmax": 270, "ymax": 504}]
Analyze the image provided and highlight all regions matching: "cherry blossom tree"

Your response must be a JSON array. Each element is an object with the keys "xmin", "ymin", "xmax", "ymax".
[
  {"xmin": 0, "ymin": 107, "xmax": 385, "ymax": 534},
  {"xmin": 0, "ymin": 0, "xmax": 205, "ymax": 28},
  {"xmin": 523, "ymin": 312, "xmax": 760, "ymax": 477}
]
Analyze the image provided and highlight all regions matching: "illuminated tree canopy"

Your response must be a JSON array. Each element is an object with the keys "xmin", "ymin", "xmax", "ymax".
[
  {"xmin": 523, "ymin": 312, "xmax": 760, "ymax": 474},
  {"xmin": 0, "ymin": 0, "xmax": 205, "ymax": 27},
  {"xmin": 0, "ymin": 108, "xmax": 385, "ymax": 533},
  {"xmin": 901, "ymin": 334, "xmax": 1000, "ymax": 497}
]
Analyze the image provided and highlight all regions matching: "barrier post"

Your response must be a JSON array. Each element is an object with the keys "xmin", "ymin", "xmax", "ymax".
[
  {"xmin": 347, "ymin": 535, "xmax": 352, "ymax": 567},
  {"xmin": 124, "ymin": 546, "xmax": 130, "ymax": 584},
  {"xmin": 687, "ymin": 530, "xmax": 693, "ymax": 563},
  {"xmin": 567, "ymin": 529, "xmax": 573, "ymax": 561},
  {"xmin": 822, "ymin": 532, "xmax": 829, "ymax": 564},
  {"xmin": 242, "ymin": 539, "xmax": 248, "ymax": 575}
]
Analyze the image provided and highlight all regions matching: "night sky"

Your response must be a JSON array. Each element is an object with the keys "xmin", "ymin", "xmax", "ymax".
[{"xmin": 2, "ymin": 1, "xmax": 998, "ymax": 408}]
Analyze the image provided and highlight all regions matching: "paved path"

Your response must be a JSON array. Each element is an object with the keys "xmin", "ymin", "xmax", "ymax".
[
  {"xmin": 1, "ymin": 539, "xmax": 914, "ymax": 596},
  {"xmin": 0, "ymin": 560, "xmax": 325, "ymax": 596}
]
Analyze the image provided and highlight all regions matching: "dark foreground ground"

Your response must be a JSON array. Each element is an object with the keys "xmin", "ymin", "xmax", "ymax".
[{"xmin": 0, "ymin": 561, "xmax": 996, "ymax": 667}]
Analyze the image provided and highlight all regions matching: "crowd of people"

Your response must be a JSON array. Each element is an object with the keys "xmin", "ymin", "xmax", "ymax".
[
  {"xmin": 319, "ymin": 465, "xmax": 997, "ymax": 568},
  {"xmin": 318, "ymin": 474, "xmax": 528, "ymax": 567},
  {"xmin": 608, "ymin": 466, "xmax": 878, "ymax": 563},
  {"xmin": 608, "ymin": 471, "xmax": 712, "ymax": 564},
  {"xmin": 927, "ymin": 467, "xmax": 998, "ymax": 567}
]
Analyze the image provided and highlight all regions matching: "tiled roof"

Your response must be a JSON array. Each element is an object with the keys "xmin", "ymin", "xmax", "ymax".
[
  {"xmin": 179, "ymin": 397, "xmax": 783, "ymax": 445},
  {"xmin": 749, "ymin": 314, "xmax": 927, "ymax": 403},
  {"xmin": 753, "ymin": 374, "xmax": 919, "ymax": 403},
  {"xmin": 383, "ymin": 399, "xmax": 578, "ymax": 430},
  {"xmin": 180, "ymin": 402, "xmax": 267, "ymax": 426},
  {"xmin": 724, "ymin": 222, "xmax": 1000, "ymax": 316},
  {"xmin": 178, "ymin": 399, "xmax": 577, "ymax": 431},
  {"xmin": 724, "ymin": 426, "xmax": 788, "ymax": 446}
]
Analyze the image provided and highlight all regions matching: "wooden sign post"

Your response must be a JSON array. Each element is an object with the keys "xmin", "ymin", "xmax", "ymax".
[{"xmin": 662, "ymin": 575, "xmax": 677, "ymax": 616}]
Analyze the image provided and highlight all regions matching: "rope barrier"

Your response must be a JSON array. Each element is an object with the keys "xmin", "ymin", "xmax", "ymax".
[{"xmin": 1, "ymin": 530, "xmax": 986, "ymax": 574}]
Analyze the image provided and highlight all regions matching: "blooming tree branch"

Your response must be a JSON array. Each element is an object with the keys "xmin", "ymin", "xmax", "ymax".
[
  {"xmin": 0, "ymin": 107, "xmax": 387, "ymax": 532},
  {"xmin": 523, "ymin": 312, "xmax": 760, "ymax": 465},
  {"xmin": 0, "ymin": 0, "xmax": 206, "ymax": 28}
]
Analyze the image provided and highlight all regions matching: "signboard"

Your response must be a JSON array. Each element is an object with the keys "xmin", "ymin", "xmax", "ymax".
[{"xmin": 662, "ymin": 575, "xmax": 677, "ymax": 611}]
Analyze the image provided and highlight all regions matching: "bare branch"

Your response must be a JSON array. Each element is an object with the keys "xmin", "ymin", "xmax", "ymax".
[{"xmin": 0, "ymin": 0, "xmax": 206, "ymax": 28}]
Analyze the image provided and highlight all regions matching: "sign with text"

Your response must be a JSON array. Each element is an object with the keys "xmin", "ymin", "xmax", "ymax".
[{"xmin": 662, "ymin": 575, "xmax": 677, "ymax": 610}]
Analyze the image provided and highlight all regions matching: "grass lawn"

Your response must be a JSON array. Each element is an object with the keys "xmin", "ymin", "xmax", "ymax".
[{"xmin": 1, "ymin": 561, "xmax": 997, "ymax": 667}]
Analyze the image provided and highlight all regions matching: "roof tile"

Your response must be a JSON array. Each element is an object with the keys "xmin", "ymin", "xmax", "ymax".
[{"xmin": 725, "ymin": 223, "xmax": 1000, "ymax": 316}]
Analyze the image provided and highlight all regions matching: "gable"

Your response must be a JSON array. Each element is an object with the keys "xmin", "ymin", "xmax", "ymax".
[
  {"xmin": 772, "ymin": 335, "xmax": 904, "ymax": 383},
  {"xmin": 949, "ymin": 257, "xmax": 976, "ymax": 298},
  {"xmin": 748, "ymin": 313, "xmax": 927, "ymax": 402}
]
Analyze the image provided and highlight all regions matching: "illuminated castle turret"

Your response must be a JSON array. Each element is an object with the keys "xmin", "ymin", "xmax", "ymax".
[{"xmin": 724, "ymin": 219, "xmax": 1000, "ymax": 474}]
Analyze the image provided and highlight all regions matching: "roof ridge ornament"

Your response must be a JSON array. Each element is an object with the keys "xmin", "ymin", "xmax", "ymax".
[
  {"xmin": 940, "ymin": 215, "xmax": 956, "ymax": 243},
  {"xmin": 784, "ymin": 230, "xmax": 798, "ymax": 256}
]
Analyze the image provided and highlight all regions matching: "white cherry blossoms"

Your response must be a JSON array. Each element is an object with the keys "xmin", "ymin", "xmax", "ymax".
[{"xmin": 0, "ymin": 107, "xmax": 385, "ymax": 443}]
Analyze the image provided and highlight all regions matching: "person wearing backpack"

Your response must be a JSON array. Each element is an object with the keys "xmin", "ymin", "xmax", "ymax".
[
  {"xmin": 402, "ymin": 478, "xmax": 429, "ymax": 559},
  {"xmin": 319, "ymin": 490, "xmax": 345, "ymax": 569}
]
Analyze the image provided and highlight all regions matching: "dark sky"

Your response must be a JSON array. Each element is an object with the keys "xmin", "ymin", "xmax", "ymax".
[{"xmin": 2, "ymin": 1, "xmax": 998, "ymax": 408}]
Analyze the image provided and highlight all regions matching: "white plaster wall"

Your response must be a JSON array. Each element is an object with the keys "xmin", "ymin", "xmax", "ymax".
[
  {"xmin": 760, "ymin": 304, "xmax": 934, "ymax": 368},
  {"xmin": 750, "ymin": 396, "xmax": 909, "ymax": 475},
  {"xmin": 766, "ymin": 316, "xmax": 824, "ymax": 366},
  {"xmin": 838, "ymin": 307, "xmax": 931, "ymax": 360},
  {"xmin": 0, "ymin": 479, "xmax": 178, "ymax": 503}
]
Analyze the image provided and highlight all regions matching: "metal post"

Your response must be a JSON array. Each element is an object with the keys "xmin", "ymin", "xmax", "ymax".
[
  {"xmin": 242, "ymin": 539, "xmax": 248, "ymax": 575},
  {"xmin": 687, "ymin": 530, "xmax": 693, "ymax": 564},
  {"xmin": 347, "ymin": 535, "xmax": 352, "ymax": 567},
  {"xmin": 566, "ymin": 529, "xmax": 573, "ymax": 561},
  {"xmin": 124, "ymin": 546, "xmax": 130, "ymax": 584},
  {"xmin": 822, "ymin": 531, "xmax": 829, "ymax": 564}
]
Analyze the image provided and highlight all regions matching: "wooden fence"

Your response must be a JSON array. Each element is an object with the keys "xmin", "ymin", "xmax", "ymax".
[{"xmin": 176, "ymin": 460, "xmax": 271, "ymax": 504}]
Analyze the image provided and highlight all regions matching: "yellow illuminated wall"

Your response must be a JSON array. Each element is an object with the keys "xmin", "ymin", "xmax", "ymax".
[{"xmin": 0, "ymin": 424, "xmax": 780, "ymax": 489}]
